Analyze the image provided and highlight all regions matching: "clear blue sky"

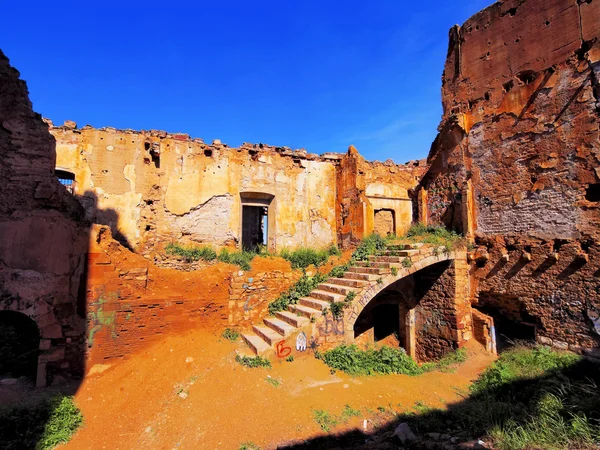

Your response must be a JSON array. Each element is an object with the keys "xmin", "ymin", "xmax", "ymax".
[{"xmin": 1, "ymin": 0, "xmax": 491, "ymax": 163}]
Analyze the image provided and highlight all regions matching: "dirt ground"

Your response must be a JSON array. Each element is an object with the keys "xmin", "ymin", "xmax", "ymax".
[{"xmin": 36, "ymin": 330, "xmax": 496, "ymax": 450}]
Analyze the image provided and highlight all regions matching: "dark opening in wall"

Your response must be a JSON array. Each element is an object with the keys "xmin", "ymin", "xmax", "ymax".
[
  {"xmin": 503, "ymin": 80, "xmax": 514, "ymax": 93},
  {"xmin": 144, "ymin": 142, "xmax": 151, "ymax": 151},
  {"xmin": 0, "ymin": 311, "xmax": 40, "ymax": 380},
  {"xmin": 373, "ymin": 304, "xmax": 400, "ymax": 342},
  {"xmin": 585, "ymin": 184, "xmax": 600, "ymax": 202},
  {"xmin": 55, "ymin": 169, "xmax": 75, "ymax": 194},
  {"xmin": 204, "ymin": 149, "xmax": 213, "ymax": 157},
  {"xmin": 507, "ymin": 7, "xmax": 517, "ymax": 16},
  {"xmin": 517, "ymin": 70, "xmax": 537, "ymax": 85}
]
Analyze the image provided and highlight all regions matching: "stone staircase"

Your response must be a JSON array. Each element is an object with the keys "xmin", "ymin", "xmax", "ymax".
[{"xmin": 241, "ymin": 243, "xmax": 424, "ymax": 356}]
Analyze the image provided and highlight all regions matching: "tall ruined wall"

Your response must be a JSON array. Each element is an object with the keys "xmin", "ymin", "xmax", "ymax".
[
  {"xmin": 52, "ymin": 125, "xmax": 341, "ymax": 254},
  {"xmin": 0, "ymin": 50, "xmax": 89, "ymax": 386},
  {"xmin": 53, "ymin": 127, "xmax": 422, "ymax": 253},
  {"xmin": 421, "ymin": 0, "xmax": 600, "ymax": 351}
]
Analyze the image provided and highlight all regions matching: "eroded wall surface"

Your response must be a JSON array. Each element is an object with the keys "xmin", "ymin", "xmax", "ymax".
[
  {"xmin": 52, "ymin": 128, "xmax": 423, "ymax": 254},
  {"xmin": 0, "ymin": 50, "xmax": 89, "ymax": 386},
  {"xmin": 421, "ymin": 0, "xmax": 600, "ymax": 351}
]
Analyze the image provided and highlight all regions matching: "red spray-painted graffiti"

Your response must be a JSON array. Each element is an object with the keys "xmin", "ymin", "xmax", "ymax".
[{"xmin": 276, "ymin": 340, "xmax": 291, "ymax": 358}]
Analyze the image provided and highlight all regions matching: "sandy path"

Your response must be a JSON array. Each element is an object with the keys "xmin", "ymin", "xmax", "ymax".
[{"xmin": 63, "ymin": 330, "xmax": 494, "ymax": 450}]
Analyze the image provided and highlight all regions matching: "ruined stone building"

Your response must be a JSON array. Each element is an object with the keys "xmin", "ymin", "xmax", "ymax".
[
  {"xmin": 49, "ymin": 124, "xmax": 424, "ymax": 254},
  {"xmin": 0, "ymin": 0, "xmax": 599, "ymax": 387}
]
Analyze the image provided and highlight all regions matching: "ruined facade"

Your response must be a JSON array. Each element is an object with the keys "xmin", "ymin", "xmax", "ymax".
[
  {"xmin": 50, "ymin": 125, "xmax": 424, "ymax": 255},
  {"xmin": 420, "ymin": 0, "xmax": 600, "ymax": 352},
  {"xmin": 0, "ymin": 50, "xmax": 89, "ymax": 386}
]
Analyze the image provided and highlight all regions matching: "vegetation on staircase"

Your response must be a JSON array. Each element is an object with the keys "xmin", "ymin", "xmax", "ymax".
[{"xmin": 243, "ymin": 228, "xmax": 467, "ymax": 357}]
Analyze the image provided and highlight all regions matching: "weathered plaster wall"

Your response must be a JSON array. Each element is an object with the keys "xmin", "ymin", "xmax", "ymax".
[
  {"xmin": 0, "ymin": 50, "xmax": 89, "ymax": 386},
  {"xmin": 52, "ymin": 125, "xmax": 343, "ymax": 254},
  {"xmin": 53, "ymin": 129, "xmax": 423, "ymax": 254},
  {"xmin": 335, "ymin": 145, "xmax": 425, "ymax": 247},
  {"xmin": 420, "ymin": 0, "xmax": 600, "ymax": 351}
]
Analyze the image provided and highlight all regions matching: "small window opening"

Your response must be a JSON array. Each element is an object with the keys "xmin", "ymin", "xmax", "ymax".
[
  {"xmin": 503, "ymin": 80, "xmax": 514, "ymax": 93},
  {"xmin": 204, "ymin": 149, "xmax": 213, "ymax": 157},
  {"xmin": 55, "ymin": 169, "xmax": 75, "ymax": 194}
]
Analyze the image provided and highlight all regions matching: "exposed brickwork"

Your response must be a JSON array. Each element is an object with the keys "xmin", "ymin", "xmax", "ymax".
[
  {"xmin": 0, "ymin": 50, "xmax": 89, "ymax": 386},
  {"xmin": 420, "ymin": 0, "xmax": 600, "ymax": 352}
]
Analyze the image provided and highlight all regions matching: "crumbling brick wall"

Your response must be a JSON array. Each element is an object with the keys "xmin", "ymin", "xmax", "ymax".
[
  {"xmin": 0, "ymin": 50, "xmax": 89, "ymax": 386},
  {"xmin": 419, "ymin": 0, "xmax": 600, "ymax": 352}
]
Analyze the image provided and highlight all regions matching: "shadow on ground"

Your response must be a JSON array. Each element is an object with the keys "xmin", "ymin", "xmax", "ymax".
[{"xmin": 280, "ymin": 357, "xmax": 600, "ymax": 449}]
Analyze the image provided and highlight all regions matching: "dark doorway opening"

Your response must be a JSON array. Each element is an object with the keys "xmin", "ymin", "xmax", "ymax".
[
  {"xmin": 477, "ymin": 306, "xmax": 536, "ymax": 352},
  {"xmin": 373, "ymin": 304, "xmax": 399, "ymax": 342},
  {"xmin": 0, "ymin": 311, "xmax": 40, "ymax": 380},
  {"xmin": 242, "ymin": 205, "xmax": 268, "ymax": 251}
]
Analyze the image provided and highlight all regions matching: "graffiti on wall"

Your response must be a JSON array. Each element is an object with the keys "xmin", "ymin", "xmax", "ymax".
[
  {"xmin": 319, "ymin": 315, "xmax": 345, "ymax": 336},
  {"xmin": 87, "ymin": 291, "xmax": 118, "ymax": 347}
]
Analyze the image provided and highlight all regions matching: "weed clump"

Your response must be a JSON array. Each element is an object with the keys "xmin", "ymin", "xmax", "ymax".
[
  {"xmin": 268, "ymin": 272, "xmax": 328, "ymax": 315},
  {"xmin": 166, "ymin": 243, "xmax": 217, "ymax": 262},
  {"xmin": 217, "ymin": 248, "xmax": 255, "ymax": 271},
  {"xmin": 405, "ymin": 223, "xmax": 466, "ymax": 251},
  {"xmin": 235, "ymin": 354, "xmax": 272, "ymax": 369},
  {"xmin": 0, "ymin": 395, "xmax": 83, "ymax": 450},
  {"xmin": 319, "ymin": 344, "xmax": 422, "ymax": 376},
  {"xmin": 221, "ymin": 328, "xmax": 240, "ymax": 341},
  {"xmin": 352, "ymin": 234, "xmax": 387, "ymax": 261},
  {"xmin": 280, "ymin": 245, "xmax": 340, "ymax": 270}
]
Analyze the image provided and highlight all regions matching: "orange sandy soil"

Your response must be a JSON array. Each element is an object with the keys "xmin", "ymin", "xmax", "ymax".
[{"xmin": 61, "ymin": 331, "xmax": 495, "ymax": 450}]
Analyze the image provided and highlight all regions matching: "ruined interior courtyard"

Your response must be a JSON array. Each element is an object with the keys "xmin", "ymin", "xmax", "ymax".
[{"xmin": 1, "ymin": 0, "xmax": 600, "ymax": 449}]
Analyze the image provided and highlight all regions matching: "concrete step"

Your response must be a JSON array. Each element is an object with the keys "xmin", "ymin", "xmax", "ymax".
[
  {"xmin": 383, "ymin": 249, "xmax": 418, "ymax": 257},
  {"xmin": 310, "ymin": 290, "xmax": 344, "ymax": 303},
  {"xmin": 370, "ymin": 256, "xmax": 403, "ymax": 263},
  {"xmin": 242, "ymin": 333, "xmax": 271, "ymax": 355},
  {"xmin": 252, "ymin": 325, "xmax": 281, "ymax": 346},
  {"xmin": 263, "ymin": 317, "xmax": 295, "ymax": 336},
  {"xmin": 299, "ymin": 297, "xmax": 330, "ymax": 311},
  {"xmin": 354, "ymin": 261, "xmax": 392, "ymax": 269},
  {"xmin": 276, "ymin": 310, "xmax": 310, "ymax": 328},
  {"xmin": 318, "ymin": 283, "xmax": 358, "ymax": 296},
  {"xmin": 347, "ymin": 266, "xmax": 388, "ymax": 275},
  {"xmin": 289, "ymin": 303, "xmax": 321, "ymax": 319},
  {"xmin": 344, "ymin": 272, "xmax": 380, "ymax": 281},
  {"xmin": 326, "ymin": 277, "xmax": 369, "ymax": 288}
]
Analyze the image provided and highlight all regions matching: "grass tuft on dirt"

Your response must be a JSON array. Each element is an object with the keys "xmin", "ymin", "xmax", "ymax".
[
  {"xmin": 235, "ymin": 354, "xmax": 272, "ymax": 369},
  {"xmin": 0, "ymin": 395, "xmax": 83, "ymax": 450},
  {"xmin": 404, "ymin": 345, "xmax": 600, "ymax": 450}
]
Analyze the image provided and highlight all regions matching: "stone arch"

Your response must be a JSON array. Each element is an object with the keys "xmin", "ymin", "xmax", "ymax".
[
  {"xmin": 344, "ymin": 251, "xmax": 472, "ymax": 362},
  {"xmin": 0, "ymin": 299, "xmax": 64, "ymax": 387}
]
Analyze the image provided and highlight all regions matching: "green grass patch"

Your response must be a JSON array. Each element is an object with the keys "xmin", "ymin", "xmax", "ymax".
[
  {"xmin": 421, "ymin": 348, "xmax": 468, "ymax": 373},
  {"xmin": 351, "ymin": 234, "xmax": 387, "ymax": 261},
  {"xmin": 313, "ymin": 409, "xmax": 339, "ymax": 432},
  {"xmin": 318, "ymin": 344, "xmax": 422, "ymax": 376},
  {"xmin": 239, "ymin": 442, "xmax": 261, "ymax": 450},
  {"xmin": 280, "ymin": 245, "xmax": 340, "ymax": 270},
  {"xmin": 265, "ymin": 377, "xmax": 281, "ymax": 387},
  {"xmin": 221, "ymin": 328, "xmax": 240, "ymax": 341},
  {"xmin": 0, "ymin": 395, "xmax": 83, "ymax": 450},
  {"xmin": 404, "ymin": 223, "xmax": 467, "ymax": 251},
  {"xmin": 268, "ymin": 272, "xmax": 328, "ymax": 315},
  {"xmin": 165, "ymin": 243, "xmax": 217, "ymax": 263},
  {"xmin": 401, "ymin": 345, "xmax": 600, "ymax": 450},
  {"xmin": 217, "ymin": 248, "xmax": 255, "ymax": 271},
  {"xmin": 235, "ymin": 354, "xmax": 272, "ymax": 369}
]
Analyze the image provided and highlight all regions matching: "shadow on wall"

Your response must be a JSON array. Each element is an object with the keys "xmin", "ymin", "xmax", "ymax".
[
  {"xmin": 79, "ymin": 190, "xmax": 133, "ymax": 250},
  {"xmin": 279, "ymin": 357, "xmax": 600, "ymax": 449}
]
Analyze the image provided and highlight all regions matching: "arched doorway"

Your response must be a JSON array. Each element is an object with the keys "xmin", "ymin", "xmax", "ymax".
[
  {"xmin": 351, "ymin": 259, "xmax": 462, "ymax": 362},
  {"xmin": 0, "ymin": 311, "xmax": 40, "ymax": 380}
]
